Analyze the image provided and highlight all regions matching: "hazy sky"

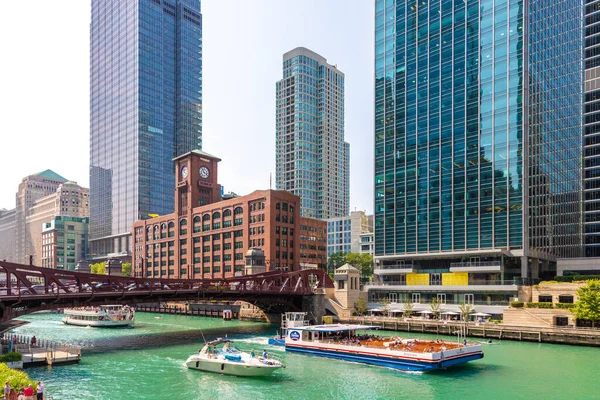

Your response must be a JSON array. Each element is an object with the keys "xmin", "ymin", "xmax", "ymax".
[{"xmin": 0, "ymin": 0, "xmax": 374, "ymax": 215}]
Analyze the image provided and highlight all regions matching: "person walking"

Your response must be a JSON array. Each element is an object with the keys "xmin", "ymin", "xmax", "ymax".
[
  {"xmin": 35, "ymin": 382, "xmax": 43, "ymax": 400},
  {"xmin": 23, "ymin": 384, "xmax": 33, "ymax": 400},
  {"xmin": 4, "ymin": 381, "xmax": 11, "ymax": 399}
]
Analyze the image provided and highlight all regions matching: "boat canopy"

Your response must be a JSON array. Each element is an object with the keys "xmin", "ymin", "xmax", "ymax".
[{"xmin": 289, "ymin": 324, "xmax": 379, "ymax": 332}]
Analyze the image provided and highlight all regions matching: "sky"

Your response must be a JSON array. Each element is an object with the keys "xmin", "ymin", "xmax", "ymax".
[{"xmin": 0, "ymin": 0, "xmax": 375, "ymax": 215}]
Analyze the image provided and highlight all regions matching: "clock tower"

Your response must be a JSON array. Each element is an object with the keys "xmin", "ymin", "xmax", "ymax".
[{"xmin": 173, "ymin": 150, "xmax": 222, "ymax": 216}]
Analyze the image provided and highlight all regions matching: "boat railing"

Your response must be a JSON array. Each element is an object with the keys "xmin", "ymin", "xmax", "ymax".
[{"xmin": 253, "ymin": 351, "xmax": 283, "ymax": 364}]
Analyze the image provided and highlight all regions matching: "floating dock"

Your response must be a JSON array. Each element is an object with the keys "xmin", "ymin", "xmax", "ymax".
[{"xmin": 2, "ymin": 333, "xmax": 81, "ymax": 367}]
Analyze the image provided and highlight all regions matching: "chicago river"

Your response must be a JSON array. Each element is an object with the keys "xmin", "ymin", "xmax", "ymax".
[{"xmin": 14, "ymin": 313, "xmax": 597, "ymax": 399}]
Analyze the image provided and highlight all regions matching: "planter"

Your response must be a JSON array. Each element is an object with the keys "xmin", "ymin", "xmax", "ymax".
[{"xmin": 4, "ymin": 361, "xmax": 23, "ymax": 369}]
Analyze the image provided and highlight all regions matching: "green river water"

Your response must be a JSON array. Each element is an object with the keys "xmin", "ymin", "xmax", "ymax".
[{"xmin": 12, "ymin": 313, "xmax": 598, "ymax": 400}]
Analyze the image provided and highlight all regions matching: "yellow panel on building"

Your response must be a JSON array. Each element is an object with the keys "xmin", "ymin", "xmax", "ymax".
[
  {"xmin": 442, "ymin": 272, "xmax": 468, "ymax": 286},
  {"xmin": 406, "ymin": 273, "xmax": 429, "ymax": 286}
]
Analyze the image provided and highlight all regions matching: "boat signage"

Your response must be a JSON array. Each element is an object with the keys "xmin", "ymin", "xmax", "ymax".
[{"xmin": 289, "ymin": 330, "xmax": 301, "ymax": 341}]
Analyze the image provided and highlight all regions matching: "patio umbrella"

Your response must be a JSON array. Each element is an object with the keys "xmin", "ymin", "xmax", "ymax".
[
  {"xmin": 470, "ymin": 312, "xmax": 491, "ymax": 317},
  {"xmin": 441, "ymin": 311, "xmax": 460, "ymax": 315},
  {"xmin": 418, "ymin": 310, "xmax": 432, "ymax": 314},
  {"xmin": 368, "ymin": 308, "xmax": 382, "ymax": 312}
]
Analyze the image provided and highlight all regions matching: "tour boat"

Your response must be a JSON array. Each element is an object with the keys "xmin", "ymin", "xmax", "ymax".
[
  {"xmin": 268, "ymin": 311, "xmax": 310, "ymax": 346},
  {"xmin": 62, "ymin": 305, "xmax": 135, "ymax": 328},
  {"xmin": 185, "ymin": 338, "xmax": 284, "ymax": 377},
  {"xmin": 284, "ymin": 324, "xmax": 484, "ymax": 372}
]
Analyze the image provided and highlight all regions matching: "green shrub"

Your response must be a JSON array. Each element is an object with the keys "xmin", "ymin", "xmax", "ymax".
[
  {"xmin": 510, "ymin": 301, "xmax": 524, "ymax": 308},
  {"xmin": 556, "ymin": 303, "xmax": 576, "ymax": 310},
  {"xmin": 0, "ymin": 352, "xmax": 22, "ymax": 363},
  {"xmin": 538, "ymin": 302, "xmax": 554, "ymax": 309},
  {"xmin": 526, "ymin": 302, "xmax": 538, "ymax": 308},
  {"xmin": 554, "ymin": 275, "xmax": 600, "ymax": 283},
  {"xmin": 0, "ymin": 363, "xmax": 35, "ymax": 390}
]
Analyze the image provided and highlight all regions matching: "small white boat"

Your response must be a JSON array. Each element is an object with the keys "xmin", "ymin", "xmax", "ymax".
[
  {"xmin": 62, "ymin": 305, "xmax": 135, "ymax": 328},
  {"xmin": 185, "ymin": 339, "xmax": 284, "ymax": 377}
]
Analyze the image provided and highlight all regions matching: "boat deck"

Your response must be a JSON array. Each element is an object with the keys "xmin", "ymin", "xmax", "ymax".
[{"xmin": 324, "ymin": 337, "xmax": 464, "ymax": 353}]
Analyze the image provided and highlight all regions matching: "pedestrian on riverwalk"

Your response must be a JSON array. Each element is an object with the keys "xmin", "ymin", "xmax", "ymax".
[
  {"xmin": 4, "ymin": 381, "xmax": 11, "ymax": 399},
  {"xmin": 23, "ymin": 384, "xmax": 33, "ymax": 400},
  {"xmin": 30, "ymin": 336, "xmax": 36, "ymax": 347},
  {"xmin": 35, "ymin": 382, "xmax": 44, "ymax": 400}
]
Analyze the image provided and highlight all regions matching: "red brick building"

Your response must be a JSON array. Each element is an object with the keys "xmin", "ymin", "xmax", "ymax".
[{"xmin": 132, "ymin": 150, "xmax": 327, "ymax": 279}]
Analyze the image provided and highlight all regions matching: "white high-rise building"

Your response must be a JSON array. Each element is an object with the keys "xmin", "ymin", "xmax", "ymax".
[{"xmin": 275, "ymin": 47, "xmax": 349, "ymax": 219}]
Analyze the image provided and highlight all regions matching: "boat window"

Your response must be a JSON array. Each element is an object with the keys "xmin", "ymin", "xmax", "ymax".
[{"xmin": 302, "ymin": 331, "xmax": 310, "ymax": 341}]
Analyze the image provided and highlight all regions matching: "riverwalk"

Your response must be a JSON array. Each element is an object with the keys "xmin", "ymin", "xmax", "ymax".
[
  {"xmin": 2, "ymin": 333, "xmax": 80, "ymax": 367},
  {"xmin": 137, "ymin": 303, "xmax": 240, "ymax": 319},
  {"xmin": 344, "ymin": 316, "xmax": 600, "ymax": 346}
]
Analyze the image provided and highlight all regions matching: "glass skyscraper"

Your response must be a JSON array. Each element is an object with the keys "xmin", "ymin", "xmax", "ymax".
[
  {"xmin": 275, "ymin": 47, "xmax": 350, "ymax": 219},
  {"xmin": 374, "ymin": 0, "xmax": 582, "ymax": 282},
  {"xmin": 90, "ymin": 0, "xmax": 202, "ymax": 259},
  {"xmin": 584, "ymin": 0, "xmax": 600, "ymax": 257}
]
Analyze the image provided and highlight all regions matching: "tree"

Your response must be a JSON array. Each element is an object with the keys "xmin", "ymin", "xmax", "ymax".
[
  {"xmin": 459, "ymin": 302, "xmax": 474, "ymax": 322},
  {"xmin": 90, "ymin": 262, "xmax": 106, "ymax": 275},
  {"xmin": 328, "ymin": 251, "xmax": 347, "ymax": 274},
  {"xmin": 345, "ymin": 253, "xmax": 374, "ymax": 284},
  {"xmin": 574, "ymin": 279, "xmax": 600, "ymax": 327},
  {"xmin": 381, "ymin": 297, "xmax": 391, "ymax": 316},
  {"xmin": 402, "ymin": 300, "xmax": 414, "ymax": 319},
  {"xmin": 121, "ymin": 262, "xmax": 132, "ymax": 277},
  {"xmin": 429, "ymin": 297, "xmax": 442, "ymax": 320},
  {"xmin": 355, "ymin": 296, "xmax": 367, "ymax": 316}
]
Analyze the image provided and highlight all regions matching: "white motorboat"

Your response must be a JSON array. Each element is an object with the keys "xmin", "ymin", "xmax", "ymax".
[
  {"xmin": 62, "ymin": 305, "xmax": 135, "ymax": 328},
  {"xmin": 185, "ymin": 338, "xmax": 284, "ymax": 377}
]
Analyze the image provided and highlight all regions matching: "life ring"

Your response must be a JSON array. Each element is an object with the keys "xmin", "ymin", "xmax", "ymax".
[{"xmin": 98, "ymin": 316, "xmax": 104, "ymax": 321}]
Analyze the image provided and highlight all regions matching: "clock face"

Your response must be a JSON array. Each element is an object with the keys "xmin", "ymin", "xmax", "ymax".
[
  {"xmin": 181, "ymin": 166, "xmax": 188, "ymax": 179},
  {"xmin": 199, "ymin": 166, "xmax": 210, "ymax": 179}
]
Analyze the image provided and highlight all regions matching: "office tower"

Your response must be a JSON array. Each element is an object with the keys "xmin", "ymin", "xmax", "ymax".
[
  {"xmin": 584, "ymin": 0, "xmax": 600, "ymax": 257},
  {"xmin": 89, "ymin": 0, "xmax": 202, "ymax": 261},
  {"xmin": 42, "ymin": 216, "xmax": 89, "ymax": 270},
  {"xmin": 275, "ymin": 47, "xmax": 349, "ymax": 219},
  {"xmin": 15, "ymin": 170, "xmax": 69, "ymax": 264},
  {"xmin": 0, "ymin": 208, "xmax": 16, "ymax": 262},
  {"xmin": 326, "ymin": 211, "xmax": 373, "ymax": 257},
  {"xmin": 370, "ymin": 0, "xmax": 583, "ymax": 313}
]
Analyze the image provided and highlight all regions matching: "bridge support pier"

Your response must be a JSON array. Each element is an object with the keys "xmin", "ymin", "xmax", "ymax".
[{"xmin": 302, "ymin": 293, "xmax": 326, "ymax": 324}]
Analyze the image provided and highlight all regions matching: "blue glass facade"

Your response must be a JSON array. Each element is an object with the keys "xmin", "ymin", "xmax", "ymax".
[
  {"xmin": 584, "ymin": 0, "xmax": 600, "ymax": 257},
  {"xmin": 374, "ymin": 0, "xmax": 582, "ymax": 277},
  {"xmin": 90, "ymin": 0, "xmax": 202, "ymax": 258}
]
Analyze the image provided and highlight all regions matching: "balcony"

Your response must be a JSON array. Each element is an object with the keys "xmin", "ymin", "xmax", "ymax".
[
  {"xmin": 374, "ymin": 263, "xmax": 415, "ymax": 275},
  {"xmin": 449, "ymin": 261, "xmax": 503, "ymax": 273},
  {"xmin": 364, "ymin": 279, "xmax": 518, "ymax": 292}
]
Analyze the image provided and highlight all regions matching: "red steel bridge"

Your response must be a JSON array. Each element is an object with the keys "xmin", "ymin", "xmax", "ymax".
[{"xmin": 0, "ymin": 261, "xmax": 334, "ymax": 323}]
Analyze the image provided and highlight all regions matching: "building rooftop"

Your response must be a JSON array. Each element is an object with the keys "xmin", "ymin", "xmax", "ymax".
[
  {"xmin": 173, "ymin": 149, "xmax": 221, "ymax": 162},
  {"xmin": 336, "ymin": 263, "xmax": 359, "ymax": 272},
  {"xmin": 33, "ymin": 169, "xmax": 68, "ymax": 182}
]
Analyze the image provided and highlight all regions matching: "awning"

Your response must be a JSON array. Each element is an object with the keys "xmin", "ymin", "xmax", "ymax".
[
  {"xmin": 418, "ymin": 310, "xmax": 432, "ymax": 314},
  {"xmin": 441, "ymin": 311, "xmax": 460, "ymax": 315},
  {"xmin": 368, "ymin": 308, "xmax": 382, "ymax": 312},
  {"xmin": 470, "ymin": 312, "xmax": 491, "ymax": 317}
]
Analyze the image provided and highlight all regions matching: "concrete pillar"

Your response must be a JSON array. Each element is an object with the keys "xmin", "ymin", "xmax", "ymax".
[
  {"xmin": 531, "ymin": 258, "xmax": 540, "ymax": 281},
  {"xmin": 521, "ymin": 256, "xmax": 529, "ymax": 281}
]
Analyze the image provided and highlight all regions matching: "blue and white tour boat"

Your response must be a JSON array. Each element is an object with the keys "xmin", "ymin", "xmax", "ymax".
[
  {"xmin": 284, "ymin": 324, "xmax": 484, "ymax": 372},
  {"xmin": 268, "ymin": 311, "xmax": 309, "ymax": 346}
]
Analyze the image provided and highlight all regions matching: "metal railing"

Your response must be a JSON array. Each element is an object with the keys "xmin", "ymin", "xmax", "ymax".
[
  {"xmin": 377, "ymin": 263, "xmax": 414, "ymax": 270},
  {"xmin": 368, "ymin": 279, "xmax": 518, "ymax": 287},
  {"xmin": 450, "ymin": 261, "xmax": 501, "ymax": 268}
]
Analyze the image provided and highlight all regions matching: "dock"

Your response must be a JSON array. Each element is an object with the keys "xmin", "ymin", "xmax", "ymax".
[
  {"xmin": 343, "ymin": 317, "xmax": 600, "ymax": 347},
  {"xmin": 2, "ymin": 333, "xmax": 81, "ymax": 367}
]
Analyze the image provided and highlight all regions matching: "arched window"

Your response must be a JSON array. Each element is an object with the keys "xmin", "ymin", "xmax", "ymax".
[
  {"xmin": 168, "ymin": 221, "xmax": 175, "ymax": 228},
  {"xmin": 203, "ymin": 214, "xmax": 211, "ymax": 222},
  {"xmin": 146, "ymin": 226, "xmax": 151, "ymax": 233},
  {"xmin": 223, "ymin": 209, "xmax": 232, "ymax": 217},
  {"xmin": 154, "ymin": 225, "xmax": 159, "ymax": 231},
  {"xmin": 234, "ymin": 207, "xmax": 243, "ymax": 215},
  {"xmin": 180, "ymin": 219, "xmax": 187, "ymax": 226},
  {"xmin": 212, "ymin": 211, "xmax": 221, "ymax": 219},
  {"xmin": 161, "ymin": 223, "xmax": 166, "ymax": 230},
  {"xmin": 193, "ymin": 216, "xmax": 201, "ymax": 224}
]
